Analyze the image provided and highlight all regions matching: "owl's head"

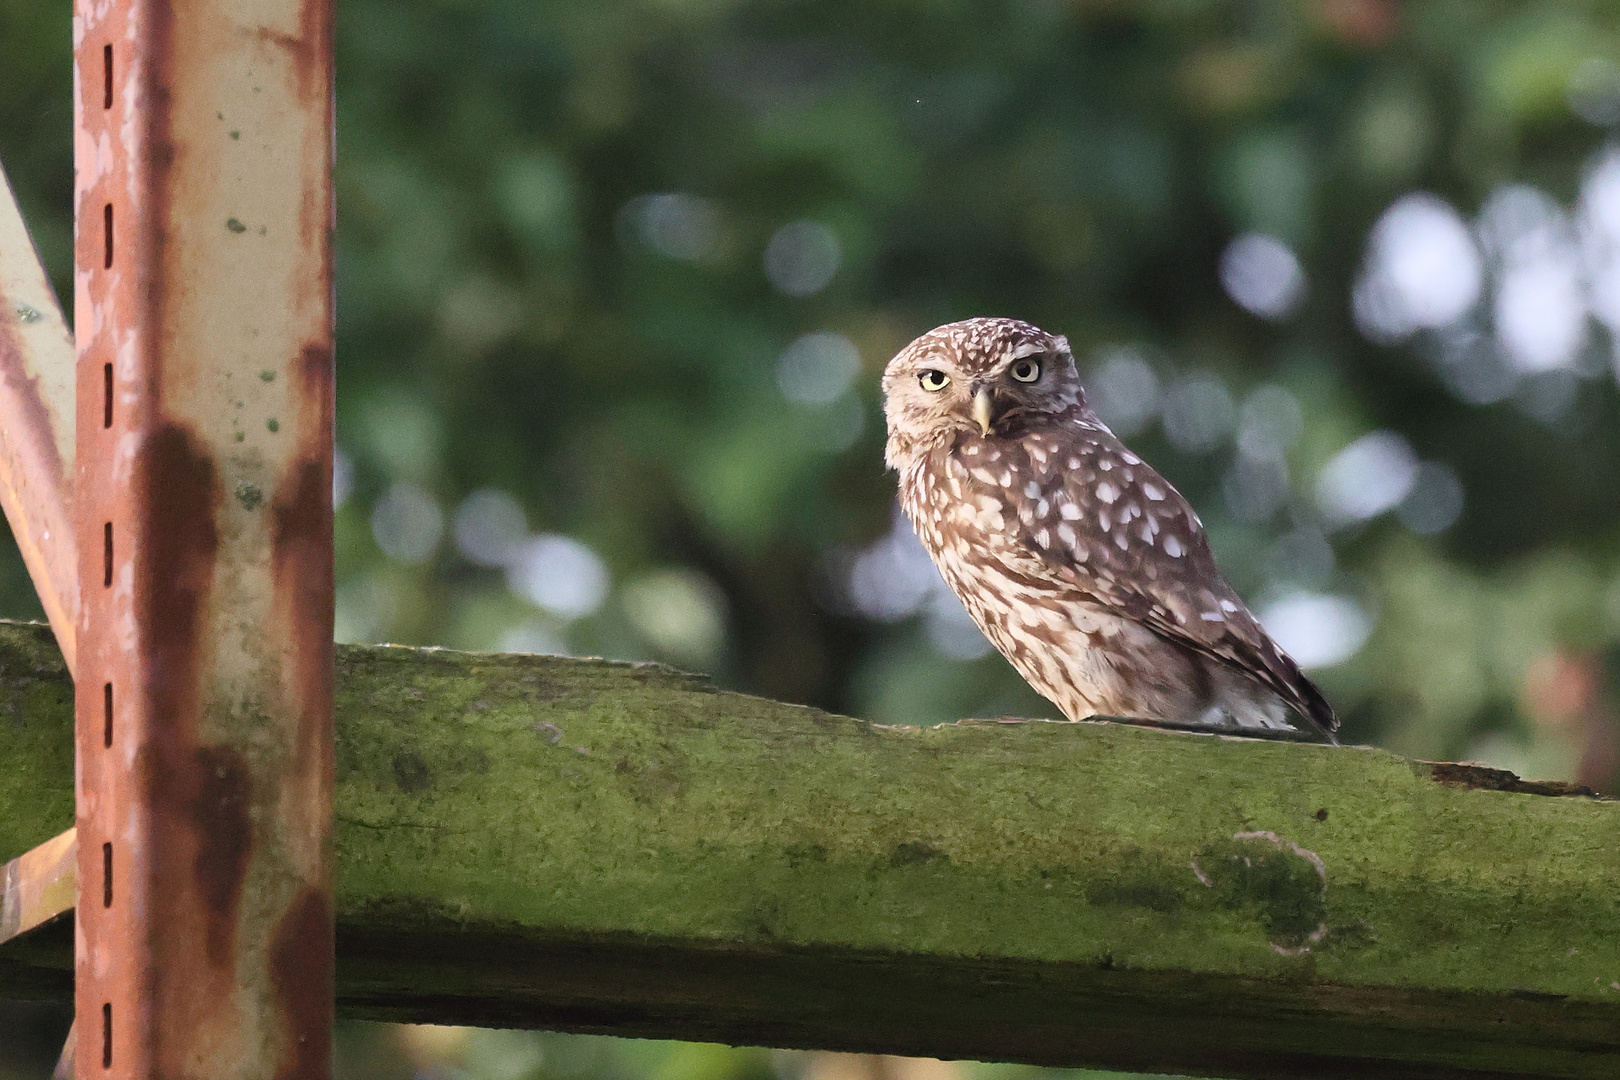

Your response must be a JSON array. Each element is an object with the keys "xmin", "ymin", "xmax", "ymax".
[{"xmin": 882, "ymin": 318, "xmax": 1086, "ymax": 462}]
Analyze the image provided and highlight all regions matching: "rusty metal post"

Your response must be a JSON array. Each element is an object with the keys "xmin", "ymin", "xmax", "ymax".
[{"xmin": 71, "ymin": 0, "xmax": 335, "ymax": 1074}]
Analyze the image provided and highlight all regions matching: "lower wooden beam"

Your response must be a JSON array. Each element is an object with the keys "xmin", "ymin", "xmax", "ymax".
[
  {"xmin": 0, "ymin": 620, "xmax": 1616, "ymax": 1079},
  {"xmin": 0, "ymin": 828, "xmax": 74, "ymax": 945}
]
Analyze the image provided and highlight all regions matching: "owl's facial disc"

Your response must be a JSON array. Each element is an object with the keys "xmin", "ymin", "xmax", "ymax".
[{"xmin": 882, "ymin": 319, "xmax": 1086, "ymax": 462}]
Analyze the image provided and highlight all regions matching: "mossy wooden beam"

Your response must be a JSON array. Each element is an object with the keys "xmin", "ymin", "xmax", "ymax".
[{"xmin": 1, "ymin": 619, "xmax": 1617, "ymax": 1080}]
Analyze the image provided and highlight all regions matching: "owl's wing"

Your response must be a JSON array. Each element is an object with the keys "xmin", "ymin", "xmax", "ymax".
[{"xmin": 1007, "ymin": 424, "xmax": 1338, "ymax": 738}]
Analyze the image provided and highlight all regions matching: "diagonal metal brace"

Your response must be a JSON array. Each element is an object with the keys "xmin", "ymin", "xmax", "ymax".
[{"xmin": 0, "ymin": 160, "xmax": 78, "ymax": 673}]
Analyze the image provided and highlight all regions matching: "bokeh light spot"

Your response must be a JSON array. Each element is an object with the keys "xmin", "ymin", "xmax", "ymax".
[
  {"xmin": 1161, "ymin": 373, "xmax": 1235, "ymax": 454},
  {"xmin": 1085, "ymin": 348, "xmax": 1161, "ymax": 437},
  {"xmin": 1315, "ymin": 430, "xmax": 1419, "ymax": 526},
  {"xmin": 1259, "ymin": 592, "xmax": 1372, "ymax": 670},
  {"xmin": 371, "ymin": 483, "xmax": 444, "ymax": 565},
  {"xmin": 623, "ymin": 568, "xmax": 729, "ymax": 667},
  {"xmin": 1353, "ymin": 193, "xmax": 1482, "ymax": 342},
  {"xmin": 777, "ymin": 332, "xmax": 862, "ymax": 405},
  {"xmin": 453, "ymin": 489, "xmax": 528, "ymax": 568},
  {"xmin": 621, "ymin": 192, "xmax": 721, "ymax": 261},
  {"xmin": 765, "ymin": 220, "xmax": 842, "ymax": 296},
  {"xmin": 1396, "ymin": 461, "xmax": 1465, "ymax": 535},
  {"xmin": 1220, "ymin": 233, "xmax": 1306, "ymax": 319},
  {"xmin": 508, "ymin": 535, "xmax": 610, "ymax": 620}
]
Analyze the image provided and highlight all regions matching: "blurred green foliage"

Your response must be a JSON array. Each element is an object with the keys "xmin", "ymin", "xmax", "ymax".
[
  {"xmin": 329, "ymin": 1024, "xmax": 1179, "ymax": 1080},
  {"xmin": 0, "ymin": 1012, "xmax": 1189, "ymax": 1080},
  {"xmin": 5, "ymin": 0, "xmax": 1620, "ymax": 1075}
]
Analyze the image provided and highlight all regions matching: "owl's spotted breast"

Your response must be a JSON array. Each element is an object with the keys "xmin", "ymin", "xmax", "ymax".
[{"xmin": 883, "ymin": 317, "xmax": 1337, "ymax": 742}]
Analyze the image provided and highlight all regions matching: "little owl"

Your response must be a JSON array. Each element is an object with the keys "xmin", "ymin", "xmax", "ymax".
[{"xmin": 882, "ymin": 318, "xmax": 1337, "ymax": 742}]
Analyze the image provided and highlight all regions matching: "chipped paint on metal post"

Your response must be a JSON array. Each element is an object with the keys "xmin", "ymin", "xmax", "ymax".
[{"xmin": 72, "ymin": 0, "xmax": 335, "ymax": 1075}]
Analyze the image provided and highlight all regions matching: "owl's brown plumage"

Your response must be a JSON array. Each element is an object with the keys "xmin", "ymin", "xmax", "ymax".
[{"xmin": 882, "ymin": 317, "xmax": 1337, "ymax": 742}]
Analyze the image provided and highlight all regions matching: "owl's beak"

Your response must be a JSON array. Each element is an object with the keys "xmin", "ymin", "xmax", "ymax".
[{"xmin": 972, "ymin": 386, "xmax": 995, "ymax": 436}]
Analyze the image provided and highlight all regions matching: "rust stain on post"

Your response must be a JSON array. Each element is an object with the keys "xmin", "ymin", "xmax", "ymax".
[
  {"xmin": 0, "ymin": 162, "xmax": 79, "ymax": 672},
  {"xmin": 72, "ymin": 0, "xmax": 335, "ymax": 1075}
]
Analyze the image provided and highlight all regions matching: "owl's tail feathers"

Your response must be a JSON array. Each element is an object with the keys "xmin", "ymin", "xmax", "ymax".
[
  {"xmin": 1296, "ymin": 685, "xmax": 1340, "ymax": 745},
  {"xmin": 1279, "ymin": 664, "xmax": 1339, "ymax": 745},
  {"xmin": 1211, "ymin": 665, "xmax": 1337, "ymax": 744},
  {"xmin": 1251, "ymin": 637, "xmax": 1340, "ymax": 744}
]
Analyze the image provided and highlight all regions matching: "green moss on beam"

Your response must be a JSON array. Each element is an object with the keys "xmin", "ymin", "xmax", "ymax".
[{"xmin": 1, "ymin": 620, "xmax": 1617, "ymax": 1079}]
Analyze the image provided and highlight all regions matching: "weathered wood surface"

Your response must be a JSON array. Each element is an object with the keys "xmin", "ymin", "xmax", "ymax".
[
  {"xmin": 0, "ymin": 619, "xmax": 1616, "ymax": 1080},
  {"xmin": 0, "ymin": 827, "xmax": 73, "ymax": 944}
]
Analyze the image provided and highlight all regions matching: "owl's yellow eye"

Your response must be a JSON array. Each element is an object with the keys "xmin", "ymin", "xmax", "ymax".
[
  {"xmin": 919, "ymin": 370, "xmax": 950, "ymax": 392},
  {"xmin": 1010, "ymin": 358, "xmax": 1041, "ymax": 383}
]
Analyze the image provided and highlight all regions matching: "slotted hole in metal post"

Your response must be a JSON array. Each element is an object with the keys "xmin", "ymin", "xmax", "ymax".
[{"xmin": 72, "ymin": 9, "xmax": 336, "ymax": 1073}]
